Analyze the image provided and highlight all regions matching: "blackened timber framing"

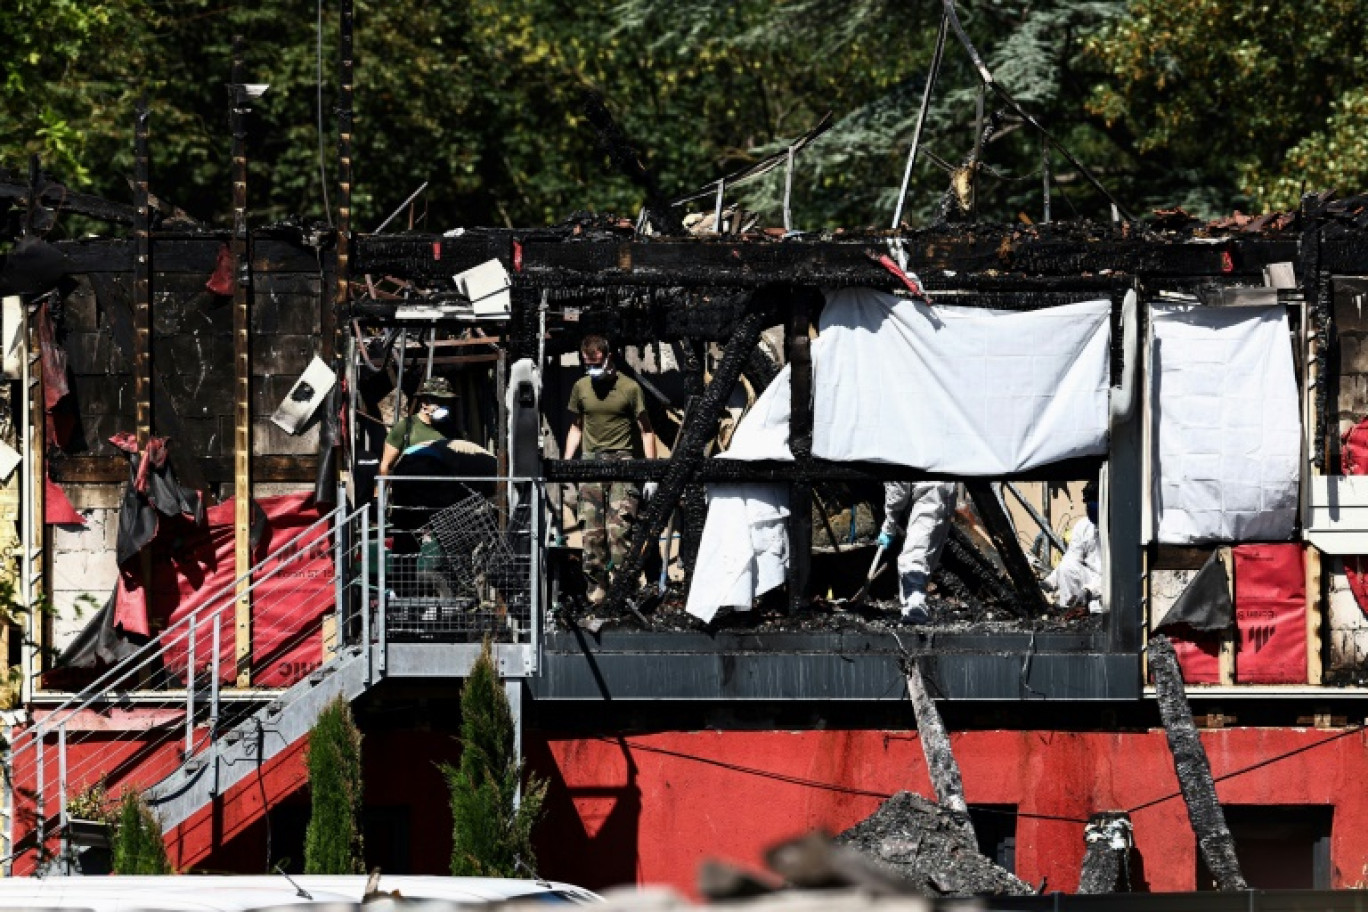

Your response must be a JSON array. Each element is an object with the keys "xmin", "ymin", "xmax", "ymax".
[
  {"xmin": 786, "ymin": 290, "xmax": 817, "ymax": 610},
  {"xmin": 545, "ymin": 455, "xmax": 1106, "ymax": 485},
  {"xmin": 602, "ymin": 300, "xmax": 775, "ymax": 614},
  {"xmin": 966, "ymin": 482, "xmax": 1049, "ymax": 616}
]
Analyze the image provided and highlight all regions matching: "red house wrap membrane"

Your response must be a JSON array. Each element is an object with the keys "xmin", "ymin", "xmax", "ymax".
[
  {"xmin": 1233, "ymin": 543, "xmax": 1306, "ymax": 684},
  {"xmin": 1168, "ymin": 544, "xmax": 1307, "ymax": 685},
  {"xmin": 113, "ymin": 492, "xmax": 332, "ymax": 687}
]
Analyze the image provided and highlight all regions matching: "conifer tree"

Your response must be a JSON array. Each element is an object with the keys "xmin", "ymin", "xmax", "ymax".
[
  {"xmin": 303, "ymin": 697, "xmax": 365, "ymax": 874},
  {"xmin": 111, "ymin": 789, "xmax": 170, "ymax": 875},
  {"xmin": 443, "ymin": 640, "xmax": 546, "ymax": 877}
]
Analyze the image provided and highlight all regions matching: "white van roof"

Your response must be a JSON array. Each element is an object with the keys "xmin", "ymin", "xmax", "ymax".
[{"xmin": 0, "ymin": 875, "xmax": 599, "ymax": 911}]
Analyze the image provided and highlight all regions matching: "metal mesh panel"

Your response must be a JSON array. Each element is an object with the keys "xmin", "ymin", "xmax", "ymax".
[{"xmin": 384, "ymin": 488, "xmax": 533, "ymax": 643}]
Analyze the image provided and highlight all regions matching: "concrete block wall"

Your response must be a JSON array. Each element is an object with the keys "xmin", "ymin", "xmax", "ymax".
[{"xmin": 49, "ymin": 485, "xmax": 122, "ymax": 654}]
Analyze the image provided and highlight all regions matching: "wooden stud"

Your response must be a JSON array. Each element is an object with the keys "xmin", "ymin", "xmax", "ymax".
[
  {"xmin": 1218, "ymin": 547, "xmax": 1236, "ymax": 687},
  {"xmin": 230, "ymin": 39, "xmax": 253, "ymax": 688}
]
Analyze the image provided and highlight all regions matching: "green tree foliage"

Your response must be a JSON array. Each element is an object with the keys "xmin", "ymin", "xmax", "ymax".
[
  {"xmin": 304, "ymin": 696, "xmax": 364, "ymax": 874},
  {"xmin": 1087, "ymin": 0, "xmax": 1368, "ymax": 211},
  {"xmin": 442, "ymin": 641, "xmax": 546, "ymax": 877},
  {"xmin": 111, "ymin": 789, "xmax": 171, "ymax": 875},
  {"xmin": 3, "ymin": 0, "xmax": 1367, "ymax": 230}
]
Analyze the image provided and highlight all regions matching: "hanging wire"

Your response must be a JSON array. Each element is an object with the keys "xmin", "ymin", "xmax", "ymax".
[
  {"xmin": 891, "ymin": 9, "xmax": 950, "ymax": 231},
  {"xmin": 316, "ymin": 0, "xmax": 333, "ymax": 227}
]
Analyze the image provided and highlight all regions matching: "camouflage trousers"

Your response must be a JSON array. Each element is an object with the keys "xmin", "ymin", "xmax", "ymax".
[{"xmin": 578, "ymin": 451, "xmax": 640, "ymax": 596}]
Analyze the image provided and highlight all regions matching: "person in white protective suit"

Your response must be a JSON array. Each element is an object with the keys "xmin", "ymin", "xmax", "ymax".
[
  {"xmin": 878, "ymin": 482, "xmax": 958, "ymax": 624},
  {"xmin": 1043, "ymin": 484, "xmax": 1103, "ymax": 613}
]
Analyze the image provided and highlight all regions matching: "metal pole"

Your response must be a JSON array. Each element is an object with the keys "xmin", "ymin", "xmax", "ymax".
[
  {"xmin": 231, "ymin": 37, "xmax": 255, "ymax": 688},
  {"xmin": 361, "ymin": 507, "xmax": 371, "ymax": 683},
  {"xmin": 34, "ymin": 728, "xmax": 44, "ymax": 868},
  {"xmin": 333, "ymin": 497, "xmax": 346, "ymax": 651},
  {"xmin": 782, "ymin": 145, "xmax": 795, "ymax": 233},
  {"xmin": 185, "ymin": 614, "xmax": 196, "ymax": 757},
  {"xmin": 531, "ymin": 482, "xmax": 542, "ymax": 672},
  {"xmin": 376, "ymin": 480, "xmax": 387, "ymax": 675},
  {"xmin": 504, "ymin": 680, "xmax": 523, "ymax": 811},
  {"xmin": 712, "ymin": 181, "xmax": 725, "ymax": 234},
  {"xmin": 1042, "ymin": 138, "xmax": 1051, "ymax": 224},
  {"xmin": 210, "ymin": 612, "xmax": 221, "ymax": 739},
  {"xmin": 891, "ymin": 11, "xmax": 949, "ymax": 230},
  {"xmin": 56, "ymin": 725, "xmax": 66, "ymax": 873}
]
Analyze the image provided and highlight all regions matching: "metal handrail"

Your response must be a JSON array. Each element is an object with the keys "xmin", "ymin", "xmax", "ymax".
[
  {"xmin": 14, "ymin": 502, "xmax": 355, "ymax": 757},
  {"xmin": 18, "ymin": 501, "xmax": 370, "ymax": 872}
]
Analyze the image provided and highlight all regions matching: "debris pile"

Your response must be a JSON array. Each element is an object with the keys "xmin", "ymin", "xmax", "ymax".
[{"xmin": 834, "ymin": 792, "xmax": 1033, "ymax": 897}]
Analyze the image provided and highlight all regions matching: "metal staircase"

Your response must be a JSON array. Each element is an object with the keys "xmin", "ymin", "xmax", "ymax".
[{"xmin": 9, "ymin": 478, "xmax": 543, "ymax": 874}]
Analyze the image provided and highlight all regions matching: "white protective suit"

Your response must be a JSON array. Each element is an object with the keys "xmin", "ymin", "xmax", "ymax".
[
  {"xmin": 1045, "ymin": 516, "xmax": 1102, "ymax": 612},
  {"xmin": 881, "ymin": 482, "xmax": 958, "ymax": 609}
]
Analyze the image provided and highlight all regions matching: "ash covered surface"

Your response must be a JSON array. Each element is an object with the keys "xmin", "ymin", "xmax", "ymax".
[
  {"xmin": 560, "ymin": 577, "xmax": 1102, "ymax": 636},
  {"xmin": 835, "ymin": 791, "xmax": 1034, "ymax": 897}
]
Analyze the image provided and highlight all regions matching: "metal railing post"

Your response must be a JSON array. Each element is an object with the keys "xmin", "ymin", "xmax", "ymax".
[
  {"xmin": 210, "ymin": 612, "xmax": 221, "ymax": 739},
  {"xmin": 185, "ymin": 614, "xmax": 197, "ymax": 757},
  {"xmin": 333, "ymin": 495, "xmax": 346, "ymax": 651},
  {"xmin": 361, "ymin": 506, "xmax": 371, "ymax": 684},
  {"xmin": 531, "ymin": 481, "xmax": 542, "ymax": 671},
  {"xmin": 377, "ymin": 479, "xmax": 387, "ymax": 675},
  {"xmin": 56, "ymin": 724, "xmax": 67, "ymax": 873},
  {"xmin": 34, "ymin": 728, "xmax": 44, "ymax": 867}
]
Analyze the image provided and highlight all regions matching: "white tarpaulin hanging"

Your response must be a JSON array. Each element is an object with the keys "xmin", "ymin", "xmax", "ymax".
[
  {"xmin": 686, "ymin": 364, "xmax": 794, "ymax": 622},
  {"xmin": 1151, "ymin": 303, "xmax": 1300, "ymax": 544},
  {"xmin": 812, "ymin": 288, "xmax": 1112, "ymax": 474}
]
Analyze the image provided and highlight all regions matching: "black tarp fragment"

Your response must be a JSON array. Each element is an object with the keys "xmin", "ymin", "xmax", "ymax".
[{"xmin": 1155, "ymin": 550, "xmax": 1232, "ymax": 633}]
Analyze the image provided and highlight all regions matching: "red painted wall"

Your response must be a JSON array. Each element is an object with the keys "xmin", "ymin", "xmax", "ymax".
[
  {"xmin": 528, "ymin": 727, "xmax": 1368, "ymax": 896},
  {"xmin": 17, "ymin": 720, "xmax": 1368, "ymax": 894}
]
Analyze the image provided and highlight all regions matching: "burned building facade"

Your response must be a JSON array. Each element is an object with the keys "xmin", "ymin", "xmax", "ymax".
[{"xmin": 6, "ymin": 26, "xmax": 1368, "ymax": 897}]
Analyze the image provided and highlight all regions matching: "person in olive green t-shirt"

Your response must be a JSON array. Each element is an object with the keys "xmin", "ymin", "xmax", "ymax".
[
  {"xmin": 379, "ymin": 376, "xmax": 460, "ymax": 477},
  {"xmin": 564, "ymin": 334, "xmax": 657, "ymax": 605}
]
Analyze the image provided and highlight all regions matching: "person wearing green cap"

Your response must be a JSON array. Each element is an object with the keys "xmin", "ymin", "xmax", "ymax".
[{"xmin": 378, "ymin": 376, "xmax": 461, "ymax": 477}]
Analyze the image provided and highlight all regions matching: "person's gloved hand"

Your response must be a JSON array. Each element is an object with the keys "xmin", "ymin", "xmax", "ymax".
[
  {"xmin": 642, "ymin": 481, "xmax": 659, "ymax": 501},
  {"xmin": 876, "ymin": 531, "xmax": 894, "ymax": 549}
]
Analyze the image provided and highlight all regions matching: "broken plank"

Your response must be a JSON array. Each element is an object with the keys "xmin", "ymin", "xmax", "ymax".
[
  {"xmin": 904, "ymin": 659, "xmax": 975, "ymax": 843},
  {"xmin": 965, "ymin": 481, "xmax": 1048, "ymax": 616}
]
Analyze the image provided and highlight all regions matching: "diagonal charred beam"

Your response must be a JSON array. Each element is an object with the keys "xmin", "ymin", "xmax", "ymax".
[
  {"xmin": 1149, "ymin": 635, "xmax": 1247, "ymax": 891},
  {"xmin": 0, "ymin": 172, "xmax": 136, "ymax": 226},
  {"xmin": 904, "ymin": 656, "xmax": 975, "ymax": 844},
  {"xmin": 580, "ymin": 90, "xmax": 683, "ymax": 236},
  {"xmin": 603, "ymin": 295, "xmax": 776, "ymax": 614},
  {"xmin": 965, "ymin": 481, "xmax": 1048, "ymax": 616}
]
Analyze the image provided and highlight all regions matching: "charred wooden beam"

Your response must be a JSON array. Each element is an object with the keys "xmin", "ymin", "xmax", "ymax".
[
  {"xmin": 132, "ymin": 99, "xmax": 153, "ymax": 448},
  {"xmin": 903, "ymin": 657, "xmax": 975, "ymax": 844},
  {"xmin": 354, "ymin": 231, "xmax": 1299, "ymax": 287},
  {"xmin": 0, "ymin": 172, "xmax": 136, "ymax": 226},
  {"xmin": 786, "ymin": 290, "xmax": 817, "ymax": 609},
  {"xmin": 1078, "ymin": 812, "xmax": 1134, "ymax": 894},
  {"xmin": 545, "ymin": 454, "xmax": 1105, "ymax": 485},
  {"xmin": 49, "ymin": 455, "xmax": 319, "ymax": 485},
  {"xmin": 580, "ymin": 91, "xmax": 682, "ymax": 235},
  {"xmin": 965, "ymin": 482, "xmax": 1048, "ymax": 616},
  {"xmin": 1149, "ymin": 635, "xmax": 1247, "ymax": 892},
  {"xmin": 603, "ymin": 299, "xmax": 774, "ymax": 614}
]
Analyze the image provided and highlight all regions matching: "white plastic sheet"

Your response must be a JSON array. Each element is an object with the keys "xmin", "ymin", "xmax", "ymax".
[
  {"xmin": 1150, "ymin": 303, "xmax": 1300, "ymax": 543},
  {"xmin": 812, "ymin": 288, "xmax": 1112, "ymax": 473},
  {"xmin": 686, "ymin": 361, "xmax": 795, "ymax": 622}
]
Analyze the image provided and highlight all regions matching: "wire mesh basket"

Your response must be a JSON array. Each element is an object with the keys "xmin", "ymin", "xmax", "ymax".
[{"xmin": 383, "ymin": 487, "xmax": 532, "ymax": 642}]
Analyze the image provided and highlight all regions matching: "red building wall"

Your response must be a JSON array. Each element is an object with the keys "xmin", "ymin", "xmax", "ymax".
[{"xmin": 528, "ymin": 727, "xmax": 1368, "ymax": 896}]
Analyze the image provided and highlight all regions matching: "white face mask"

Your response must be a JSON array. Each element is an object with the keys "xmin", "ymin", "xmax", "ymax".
[
  {"xmin": 429, "ymin": 405, "xmax": 450, "ymax": 421},
  {"xmin": 585, "ymin": 366, "xmax": 606, "ymax": 379}
]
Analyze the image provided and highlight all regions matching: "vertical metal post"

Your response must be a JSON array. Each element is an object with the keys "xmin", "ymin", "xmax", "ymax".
[
  {"xmin": 376, "ymin": 480, "xmax": 387, "ymax": 675},
  {"xmin": 712, "ymin": 181, "xmax": 725, "ymax": 234},
  {"xmin": 210, "ymin": 612, "xmax": 221, "ymax": 739},
  {"xmin": 230, "ymin": 38, "xmax": 254, "ymax": 688},
  {"xmin": 782, "ymin": 146, "xmax": 795, "ymax": 233},
  {"xmin": 56, "ymin": 725, "xmax": 66, "ymax": 873},
  {"xmin": 134, "ymin": 98, "xmax": 156, "ymax": 626},
  {"xmin": 333, "ymin": 496, "xmax": 346, "ymax": 650},
  {"xmin": 361, "ymin": 507, "xmax": 371, "ymax": 683},
  {"xmin": 892, "ymin": 12, "xmax": 949, "ymax": 230},
  {"xmin": 1042, "ymin": 138, "xmax": 1051, "ymax": 225},
  {"xmin": 185, "ymin": 614, "xmax": 197, "ymax": 757},
  {"xmin": 504, "ymin": 680, "xmax": 523, "ymax": 811},
  {"xmin": 530, "ymin": 482, "xmax": 542, "ymax": 671},
  {"xmin": 34, "ymin": 728, "xmax": 44, "ymax": 867}
]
